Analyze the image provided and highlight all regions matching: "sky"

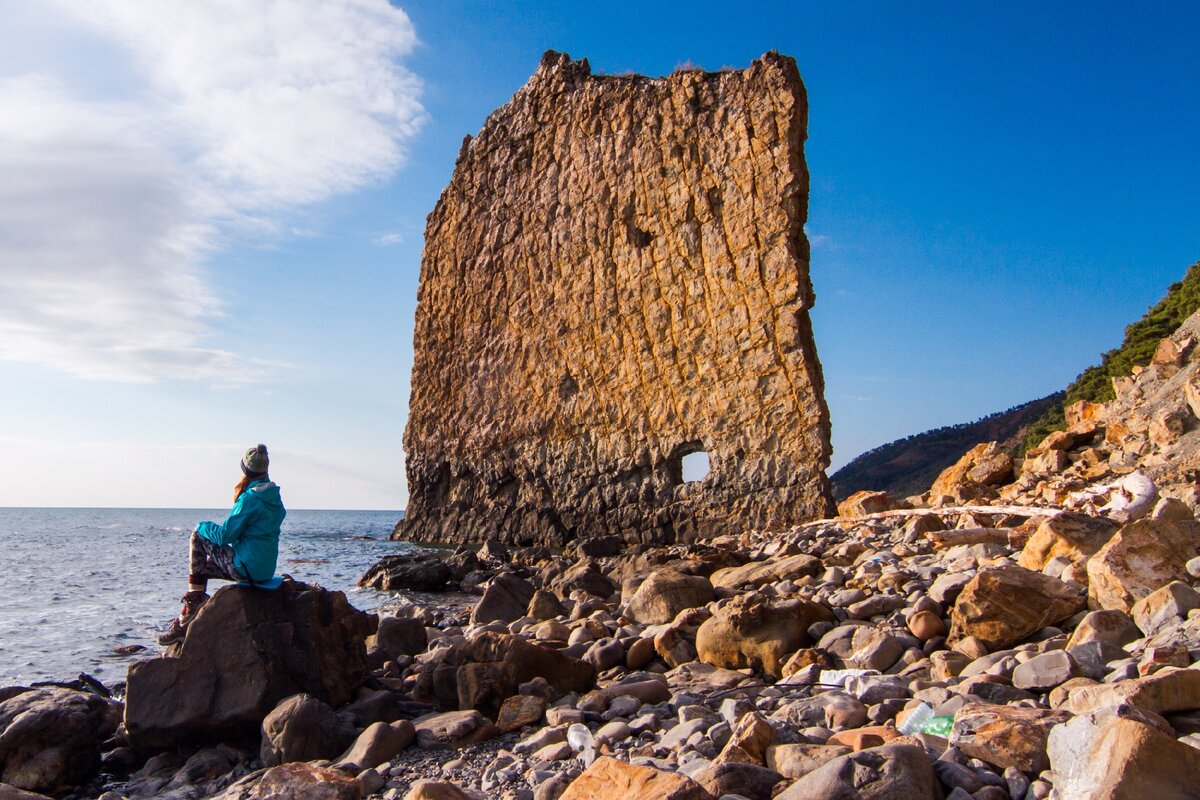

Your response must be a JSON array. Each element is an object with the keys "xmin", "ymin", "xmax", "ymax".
[{"xmin": 0, "ymin": 2, "xmax": 1197, "ymax": 510}]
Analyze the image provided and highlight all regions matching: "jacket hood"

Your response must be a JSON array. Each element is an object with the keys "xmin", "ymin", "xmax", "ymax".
[{"xmin": 248, "ymin": 480, "xmax": 283, "ymax": 508}]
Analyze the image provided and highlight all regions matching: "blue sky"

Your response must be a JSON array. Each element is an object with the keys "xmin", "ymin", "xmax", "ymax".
[{"xmin": 1, "ymin": 2, "xmax": 1197, "ymax": 509}]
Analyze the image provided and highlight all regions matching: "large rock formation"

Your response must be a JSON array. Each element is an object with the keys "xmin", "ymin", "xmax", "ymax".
[
  {"xmin": 397, "ymin": 50, "xmax": 832, "ymax": 547},
  {"xmin": 124, "ymin": 582, "xmax": 375, "ymax": 749}
]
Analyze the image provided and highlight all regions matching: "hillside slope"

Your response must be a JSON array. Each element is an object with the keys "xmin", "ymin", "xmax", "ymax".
[
  {"xmin": 830, "ymin": 393, "xmax": 1063, "ymax": 501},
  {"xmin": 1020, "ymin": 261, "xmax": 1200, "ymax": 451}
]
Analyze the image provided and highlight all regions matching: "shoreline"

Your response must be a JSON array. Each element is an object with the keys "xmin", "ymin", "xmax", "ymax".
[{"xmin": 5, "ymin": 478, "xmax": 1200, "ymax": 799}]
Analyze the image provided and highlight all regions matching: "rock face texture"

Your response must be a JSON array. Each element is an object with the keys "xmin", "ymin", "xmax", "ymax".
[{"xmin": 397, "ymin": 50, "xmax": 833, "ymax": 547}]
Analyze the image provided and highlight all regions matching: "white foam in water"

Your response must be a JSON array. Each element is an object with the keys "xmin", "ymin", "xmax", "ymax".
[{"xmin": 0, "ymin": 507, "xmax": 413, "ymax": 687}]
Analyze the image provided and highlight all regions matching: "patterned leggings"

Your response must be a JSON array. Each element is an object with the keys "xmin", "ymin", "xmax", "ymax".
[{"xmin": 189, "ymin": 532, "xmax": 246, "ymax": 582}]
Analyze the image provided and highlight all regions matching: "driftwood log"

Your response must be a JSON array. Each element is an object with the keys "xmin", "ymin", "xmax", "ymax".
[{"xmin": 796, "ymin": 504, "xmax": 1061, "ymax": 528}]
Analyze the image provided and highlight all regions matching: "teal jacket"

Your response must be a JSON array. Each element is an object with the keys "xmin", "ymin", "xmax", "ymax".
[{"xmin": 196, "ymin": 479, "xmax": 286, "ymax": 582}]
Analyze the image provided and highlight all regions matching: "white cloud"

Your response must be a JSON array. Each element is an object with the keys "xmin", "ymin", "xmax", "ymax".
[
  {"xmin": 373, "ymin": 232, "xmax": 404, "ymax": 246},
  {"xmin": 0, "ymin": 1, "xmax": 423, "ymax": 382}
]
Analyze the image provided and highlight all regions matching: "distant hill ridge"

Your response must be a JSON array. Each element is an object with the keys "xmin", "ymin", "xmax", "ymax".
[{"xmin": 830, "ymin": 393, "xmax": 1062, "ymax": 501}]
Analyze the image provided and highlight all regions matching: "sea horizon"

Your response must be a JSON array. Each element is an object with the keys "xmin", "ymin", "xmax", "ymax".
[{"xmin": 0, "ymin": 507, "xmax": 415, "ymax": 686}]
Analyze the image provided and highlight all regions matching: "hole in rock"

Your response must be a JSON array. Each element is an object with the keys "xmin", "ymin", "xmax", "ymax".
[{"xmin": 680, "ymin": 450, "xmax": 711, "ymax": 483}]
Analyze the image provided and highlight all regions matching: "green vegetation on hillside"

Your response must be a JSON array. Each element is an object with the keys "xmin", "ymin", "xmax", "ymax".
[{"xmin": 1020, "ymin": 261, "xmax": 1200, "ymax": 452}]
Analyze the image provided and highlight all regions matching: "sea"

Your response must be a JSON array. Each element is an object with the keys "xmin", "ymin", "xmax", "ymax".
[{"xmin": 0, "ymin": 507, "xmax": 421, "ymax": 688}]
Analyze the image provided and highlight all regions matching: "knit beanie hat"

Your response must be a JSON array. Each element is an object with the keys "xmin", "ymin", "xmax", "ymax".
[{"xmin": 241, "ymin": 444, "xmax": 269, "ymax": 477}]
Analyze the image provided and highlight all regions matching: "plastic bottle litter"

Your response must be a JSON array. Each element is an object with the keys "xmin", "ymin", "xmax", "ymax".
[
  {"xmin": 897, "ymin": 702, "xmax": 933, "ymax": 735},
  {"xmin": 566, "ymin": 723, "xmax": 594, "ymax": 753},
  {"xmin": 898, "ymin": 702, "xmax": 955, "ymax": 737},
  {"xmin": 921, "ymin": 715, "xmax": 954, "ymax": 736}
]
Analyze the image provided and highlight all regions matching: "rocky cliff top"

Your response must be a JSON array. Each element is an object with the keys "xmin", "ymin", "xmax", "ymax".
[{"xmin": 398, "ymin": 51, "xmax": 832, "ymax": 547}]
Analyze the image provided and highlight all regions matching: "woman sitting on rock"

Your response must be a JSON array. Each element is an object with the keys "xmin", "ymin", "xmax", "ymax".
[{"xmin": 159, "ymin": 444, "xmax": 287, "ymax": 645}]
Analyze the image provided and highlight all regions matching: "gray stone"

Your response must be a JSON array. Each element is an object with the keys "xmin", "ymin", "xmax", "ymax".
[
  {"xmin": 1013, "ymin": 650, "xmax": 1078, "ymax": 691},
  {"xmin": 334, "ymin": 720, "xmax": 415, "ymax": 771},
  {"xmin": 775, "ymin": 743, "xmax": 939, "ymax": 800},
  {"xmin": 260, "ymin": 693, "xmax": 355, "ymax": 767},
  {"xmin": 1068, "ymin": 641, "xmax": 1131, "ymax": 681}
]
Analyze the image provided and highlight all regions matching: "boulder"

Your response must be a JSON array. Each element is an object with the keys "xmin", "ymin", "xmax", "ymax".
[
  {"xmin": 929, "ymin": 441, "xmax": 1012, "ymax": 503},
  {"xmin": 0, "ymin": 688, "xmax": 116, "ymax": 795},
  {"xmin": 654, "ymin": 626, "xmax": 699, "ymax": 668},
  {"xmin": 1086, "ymin": 518, "xmax": 1200, "ymax": 612},
  {"xmin": 568, "ymin": 536, "xmax": 623, "ymax": 559},
  {"xmin": 210, "ymin": 762, "xmax": 360, "ymax": 800},
  {"xmin": 495, "ymin": 695, "xmax": 546, "ymax": 732},
  {"xmin": 1066, "ymin": 609, "xmax": 1142, "ymax": 648},
  {"xmin": 1048, "ymin": 712, "xmax": 1200, "ymax": 799},
  {"xmin": 549, "ymin": 559, "xmax": 615, "ymax": 599},
  {"xmin": 766, "ymin": 743, "xmax": 852, "ymax": 779},
  {"xmin": 951, "ymin": 702, "xmax": 1070, "ymax": 773},
  {"xmin": 527, "ymin": 590, "xmax": 566, "ymax": 620},
  {"xmin": 1065, "ymin": 667, "xmax": 1200, "ymax": 716},
  {"xmin": 710, "ymin": 554, "xmax": 821, "ymax": 590},
  {"xmin": 906, "ymin": 610, "xmax": 946, "ymax": 641},
  {"xmin": 716, "ymin": 712, "xmax": 775, "ymax": 765},
  {"xmin": 584, "ymin": 639, "xmax": 625, "ymax": 671},
  {"xmin": 696, "ymin": 595, "xmax": 834, "ymax": 676},
  {"xmin": 477, "ymin": 539, "xmax": 511, "ymax": 563},
  {"xmin": 334, "ymin": 720, "xmax": 415, "ymax": 771},
  {"xmin": 559, "ymin": 756, "xmax": 714, "ymax": 800},
  {"xmin": 626, "ymin": 570, "xmax": 714, "ymax": 625},
  {"xmin": 260, "ymin": 694, "xmax": 355, "ymax": 767},
  {"xmin": 1130, "ymin": 581, "xmax": 1200, "ymax": 636},
  {"xmin": 577, "ymin": 679, "xmax": 671, "ymax": 712},
  {"xmin": 690, "ymin": 761, "xmax": 782, "ymax": 800},
  {"xmin": 411, "ymin": 632, "xmax": 595, "ymax": 717},
  {"xmin": 125, "ymin": 582, "xmax": 375, "ymax": 748},
  {"xmin": 358, "ymin": 553, "xmax": 452, "ymax": 592},
  {"xmin": 948, "ymin": 564, "xmax": 1086, "ymax": 650},
  {"xmin": 470, "ymin": 573, "xmax": 536, "ymax": 625},
  {"xmin": 775, "ymin": 743, "xmax": 939, "ymax": 800},
  {"xmin": 413, "ymin": 710, "xmax": 498, "ymax": 748},
  {"xmin": 1017, "ymin": 512, "xmax": 1118, "ymax": 583},
  {"xmin": 837, "ymin": 490, "xmax": 899, "ymax": 518},
  {"xmin": 820, "ymin": 625, "xmax": 904, "ymax": 671},
  {"xmin": 371, "ymin": 616, "xmax": 429, "ymax": 660},
  {"xmin": 1012, "ymin": 650, "xmax": 1079, "ymax": 691}
]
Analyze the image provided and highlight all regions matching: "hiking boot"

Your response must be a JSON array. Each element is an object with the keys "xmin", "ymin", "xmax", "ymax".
[{"xmin": 157, "ymin": 591, "xmax": 209, "ymax": 645}]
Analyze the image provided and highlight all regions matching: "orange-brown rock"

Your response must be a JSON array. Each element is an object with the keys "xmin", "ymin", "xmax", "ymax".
[
  {"xmin": 837, "ymin": 490, "xmax": 899, "ymax": 518},
  {"xmin": 1048, "ymin": 713, "xmax": 1200, "ymax": 800},
  {"xmin": 695, "ymin": 594, "xmax": 834, "ymax": 677},
  {"xmin": 1017, "ymin": 511, "xmax": 1118, "ymax": 583},
  {"xmin": 948, "ymin": 564, "xmax": 1086, "ymax": 650},
  {"xmin": 560, "ymin": 756, "xmax": 714, "ymax": 800},
  {"xmin": 826, "ymin": 726, "xmax": 902, "ymax": 751},
  {"xmin": 928, "ymin": 442, "xmax": 1013, "ymax": 504},
  {"xmin": 1086, "ymin": 518, "xmax": 1200, "ymax": 612},
  {"xmin": 950, "ymin": 702, "xmax": 1070, "ymax": 773},
  {"xmin": 396, "ymin": 51, "xmax": 833, "ymax": 547}
]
